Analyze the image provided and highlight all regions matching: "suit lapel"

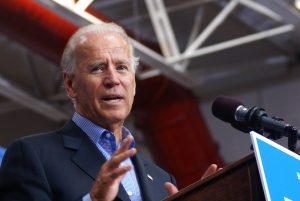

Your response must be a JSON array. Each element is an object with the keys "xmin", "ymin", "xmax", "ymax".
[
  {"xmin": 61, "ymin": 120, "xmax": 130, "ymax": 201},
  {"xmin": 71, "ymin": 136, "xmax": 105, "ymax": 180},
  {"xmin": 132, "ymin": 154, "xmax": 155, "ymax": 201}
]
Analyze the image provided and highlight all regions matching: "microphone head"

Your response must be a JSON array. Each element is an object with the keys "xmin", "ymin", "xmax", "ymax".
[{"xmin": 212, "ymin": 96, "xmax": 243, "ymax": 123}]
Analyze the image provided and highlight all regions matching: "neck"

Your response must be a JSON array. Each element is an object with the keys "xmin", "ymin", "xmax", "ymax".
[
  {"xmin": 75, "ymin": 111, "xmax": 124, "ymax": 144},
  {"xmin": 109, "ymin": 126, "xmax": 123, "ymax": 144}
]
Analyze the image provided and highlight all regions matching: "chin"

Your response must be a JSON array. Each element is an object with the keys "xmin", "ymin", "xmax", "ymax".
[{"xmin": 103, "ymin": 113, "xmax": 128, "ymax": 123}]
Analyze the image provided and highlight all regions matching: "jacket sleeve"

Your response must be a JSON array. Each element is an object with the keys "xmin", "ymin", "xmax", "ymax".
[
  {"xmin": 170, "ymin": 174, "xmax": 177, "ymax": 187},
  {"xmin": 0, "ymin": 140, "xmax": 53, "ymax": 201}
]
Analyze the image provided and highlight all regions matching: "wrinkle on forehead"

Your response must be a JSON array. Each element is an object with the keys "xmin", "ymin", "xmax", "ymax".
[
  {"xmin": 100, "ymin": 47, "xmax": 128, "ymax": 54},
  {"xmin": 76, "ymin": 46, "xmax": 129, "ymax": 58}
]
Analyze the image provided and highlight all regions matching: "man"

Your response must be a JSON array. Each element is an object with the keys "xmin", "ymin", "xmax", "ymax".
[{"xmin": 0, "ymin": 22, "xmax": 218, "ymax": 201}]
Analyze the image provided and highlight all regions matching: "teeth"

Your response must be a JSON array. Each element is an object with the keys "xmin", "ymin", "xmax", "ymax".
[
  {"xmin": 102, "ymin": 96, "xmax": 122, "ymax": 102},
  {"xmin": 103, "ymin": 96, "xmax": 121, "ymax": 100},
  {"xmin": 105, "ymin": 99, "xmax": 121, "ymax": 103}
]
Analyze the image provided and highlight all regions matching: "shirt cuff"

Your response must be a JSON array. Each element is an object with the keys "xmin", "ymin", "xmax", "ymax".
[{"xmin": 82, "ymin": 193, "xmax": 92, "ymax": 201}]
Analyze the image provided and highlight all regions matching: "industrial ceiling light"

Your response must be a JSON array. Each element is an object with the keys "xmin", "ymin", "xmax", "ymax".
[
  {"xmin": 295, "ymin": 0, "xmax": 300, "ymax": 10},
  {"xmin": 46, "ymin": 0, "xmax": 100, "ymax": 24},
  {"xmin": 50, "ymin": 0, "xmax": 94, "ymax": 11}
]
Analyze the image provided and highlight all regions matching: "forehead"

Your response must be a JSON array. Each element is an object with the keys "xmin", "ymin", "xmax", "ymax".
[{"xmin": 75, "ymin": 32, "xmax": 130, "ymax": 56}]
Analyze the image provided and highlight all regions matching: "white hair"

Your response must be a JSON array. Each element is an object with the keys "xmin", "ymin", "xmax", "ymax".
[{"xmin": 61, "ymin": 22, "xmax": 139, "ymax": 76}]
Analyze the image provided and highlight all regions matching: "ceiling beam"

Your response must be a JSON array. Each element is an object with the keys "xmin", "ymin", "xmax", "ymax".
[
  {"xmin": 257, "ymin": 0, "xmax": 300, "ymax": 33},
  {"xmin": 192, "ymin": 55, "xmax": 291, "ymax": 96},
  {"xmin": 0, "ymin": 101, "xmax": 24, "ymax": 115},
  {"xmin": 0, "ymin": 76, "xmax": 69, "ymax": 122},
  {"xmin": 36, "ymin": 0, "xmax": 196, "ymax": 88},
  {"xmin": 144, "ymin": 0, "xmax": 180, "ymax": 58},
  {"xmin": 167, "ymin": 24, "xmax": 294, "ymax": 63},
  {"xmin": 35, "ymin": 0, "xmax": 298, "ymax": 91}
]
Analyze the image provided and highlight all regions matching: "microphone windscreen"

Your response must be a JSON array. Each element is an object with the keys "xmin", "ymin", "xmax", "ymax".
[{"xmin": 211, "ymin": 96, "xmax": 243, "ymax": 123}]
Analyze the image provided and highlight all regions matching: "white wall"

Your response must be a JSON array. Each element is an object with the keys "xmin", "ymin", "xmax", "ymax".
[{"xmin": 200, "ymin": 77, "xmax": 300, "ymax": 163}]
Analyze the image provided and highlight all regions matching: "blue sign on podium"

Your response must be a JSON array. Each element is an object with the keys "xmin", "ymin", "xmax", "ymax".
[{"xmin": 250, "ymin": 131, "xmax": 300, "ymax": 201}]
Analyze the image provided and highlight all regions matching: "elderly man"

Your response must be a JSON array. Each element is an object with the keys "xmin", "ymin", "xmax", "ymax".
[{"xmin": 0, "ymin": 22, "xmax": 218, "ymax": 201}]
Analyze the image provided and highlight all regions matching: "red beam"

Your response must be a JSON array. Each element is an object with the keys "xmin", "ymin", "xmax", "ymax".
[
  {"xmin": 134, "ymin": 76, "xmax": 224, "ymax": 188},
  {"xmin": 0, "ymin": 0, "xmax": 77, "ymax": 64}
]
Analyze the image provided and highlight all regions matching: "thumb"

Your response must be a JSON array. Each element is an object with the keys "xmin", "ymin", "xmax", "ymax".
[{"xmin": 164, "ymin": 182, "xmax": 178, "ymax": 195}]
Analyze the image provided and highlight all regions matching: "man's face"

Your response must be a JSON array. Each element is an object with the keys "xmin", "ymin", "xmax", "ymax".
[{"xmin": 64, "ymin": 32, "xmax": 136, "ymax": 129}]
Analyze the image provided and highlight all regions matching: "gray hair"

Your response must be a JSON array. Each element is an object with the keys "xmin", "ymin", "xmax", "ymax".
[{"xmin": 61, "ymin": 22, "xmax": 139, "ymax": 76}]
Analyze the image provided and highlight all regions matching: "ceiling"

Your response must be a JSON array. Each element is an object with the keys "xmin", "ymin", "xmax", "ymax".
[
  {"xmin": 37, "ymin": 0, "xmax": 300, "ymax": 94},
  {"xmin": 1, "ymin": 0, "xmax": 300, "ymax": 146}
]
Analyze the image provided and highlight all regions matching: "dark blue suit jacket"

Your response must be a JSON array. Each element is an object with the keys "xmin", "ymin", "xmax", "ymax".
[{"xmin": 0, "ymin": 121, "xmax": 176, "ymax": 201}]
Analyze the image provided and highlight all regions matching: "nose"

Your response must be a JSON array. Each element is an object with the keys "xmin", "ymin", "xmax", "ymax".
[{"xmin": 103, "ymin": 67, "xmax": 120, "ymax": 88}]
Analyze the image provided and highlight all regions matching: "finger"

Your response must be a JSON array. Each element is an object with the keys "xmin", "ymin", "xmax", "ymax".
[
  {"xmin": 97, "ymin": 163, "xmax": 133, "ymax": 186},
  {"xmin": 109, "ymin": 164, "xmax": 133, "ymax": 180},
  {"xmin": 108, "ymin": 148, "xmax": 136, "ymax": 169},
  {"xmin": 91, "ymin": 165, "xmax": 134, "ymax": 201},
  {"xmin": 164, "ymin": 182, "xmax": 178, "ymax": 195},
  {"xmin": 117, "ymin": 135, "xmax": 134, "ymax": 153},
  {"xmin": 108, "ymin": 135, "xmax": 136, "ymax": 168},
  {"xmin": 201, "ymin": 164, "xmax": 218, "ymax": 179}
]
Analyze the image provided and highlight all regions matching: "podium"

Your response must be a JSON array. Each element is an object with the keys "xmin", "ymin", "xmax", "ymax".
[{"xmin": 164, "ymin": 154, "xmax": 265, "ymax": 201}]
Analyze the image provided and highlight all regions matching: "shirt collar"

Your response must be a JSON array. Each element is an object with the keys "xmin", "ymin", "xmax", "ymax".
[{"xmin": 72, "ymin": 112, "xmax": 135, "ymax": 148}]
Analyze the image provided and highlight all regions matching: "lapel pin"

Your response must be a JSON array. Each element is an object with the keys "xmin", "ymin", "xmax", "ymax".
[{"xmin": 147, "ymin": 174, "xmax": 153, "ymax": 181}]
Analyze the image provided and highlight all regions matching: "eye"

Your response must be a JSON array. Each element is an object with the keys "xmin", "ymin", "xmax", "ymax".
[
  {"xmin": 90, "ymin": 63, "xmax": 105, "ymax": 73},
  {"xmin": 116, "ymin": 64, "xmax": 129, "ymax": 72}
]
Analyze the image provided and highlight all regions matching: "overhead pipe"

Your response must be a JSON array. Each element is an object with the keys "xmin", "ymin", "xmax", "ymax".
[{"xmin": 0, "ymin": 0, "xmax": 77, "ymax": 64}]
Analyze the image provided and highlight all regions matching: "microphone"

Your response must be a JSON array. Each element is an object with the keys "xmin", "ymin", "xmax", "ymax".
[{"xmin": 212, "ymin": 96, "xmax": 300, "ymax": 140}]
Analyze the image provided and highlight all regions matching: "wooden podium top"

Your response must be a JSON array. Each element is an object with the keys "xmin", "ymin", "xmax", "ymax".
[{"xmin": 164, "ymin": 154, "xmax": 265, "ymax": 201}]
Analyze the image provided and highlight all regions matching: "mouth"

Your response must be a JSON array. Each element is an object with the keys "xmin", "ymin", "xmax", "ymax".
[{"xmin": 101, "ymin": 95, "xmax": 124, "ymax": 103}]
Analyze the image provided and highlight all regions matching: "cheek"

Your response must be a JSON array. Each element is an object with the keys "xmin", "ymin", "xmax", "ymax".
[
  {"xmin": 75, "ymin": 78, "xmax": 98, "ymax": 98},
  {"xmin": 128, "ymin": 83, "xmax": 136, "ymax": 104},
  {"xmin": 126, "ymin": 78, "xmax": 136, "ymax": 96},
  {"xmin": 128, "ymin": 75, "xmax": 136, "ymax": 95},
  {"xmin": 133, "ymin": 80, "xmax": 136, "ymax": 96}
]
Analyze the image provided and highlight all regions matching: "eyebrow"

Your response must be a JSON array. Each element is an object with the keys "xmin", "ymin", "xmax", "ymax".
[
  {"xmin": 88, "ymin": 59, "xmax": 130, "ymax": 66},
  {"xmin": 116, "ymin": 59, "xmax": 130, "ymax": 65}
]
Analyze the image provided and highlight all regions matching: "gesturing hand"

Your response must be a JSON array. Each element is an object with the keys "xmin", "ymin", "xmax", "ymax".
[
  {"xmin": 164, "ymin": 182, "xmax": 179, "ymax": 195},
  {"xmin": 164, "ymin": 164, "xmax": 222, "ymax": 197},
  {"xmin": 90, "ymin": 135, "xmax": 136, "ymax": 201},
  {"xmin": 201, "ymin": 164, "xmax": 222, "ymax": 180}
]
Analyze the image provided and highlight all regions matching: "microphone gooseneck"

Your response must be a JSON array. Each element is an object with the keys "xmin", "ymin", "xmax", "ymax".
[{"xmin": 211, "ymin": 96, "xmax": 300, "ymax": 143}]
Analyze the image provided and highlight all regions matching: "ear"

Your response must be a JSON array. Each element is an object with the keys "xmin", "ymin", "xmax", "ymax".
[{"xmin": 63, "ymin": 72, "xmax": 77, "ymax": 99}]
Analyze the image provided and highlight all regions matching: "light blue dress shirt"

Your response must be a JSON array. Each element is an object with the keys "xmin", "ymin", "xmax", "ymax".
[{"xmin": 72, "ymin": 113, "xmax": 142, "ymax": 201}]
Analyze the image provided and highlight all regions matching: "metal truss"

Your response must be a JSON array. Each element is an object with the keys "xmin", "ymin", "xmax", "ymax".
[
  {"xmin": 145, "ymin": 0, "xmax": 294, "ymax": 65},
  {"xmin": 2, "ymin": 0, "xmax": 294, "ymax": 121},
  {"xmin": 0, "ymin": 35, "xmax": 69, "ymax": 122},
  {"xmin": 36, "ymin": 0, "xmax": 297, "ymax": 85}
]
